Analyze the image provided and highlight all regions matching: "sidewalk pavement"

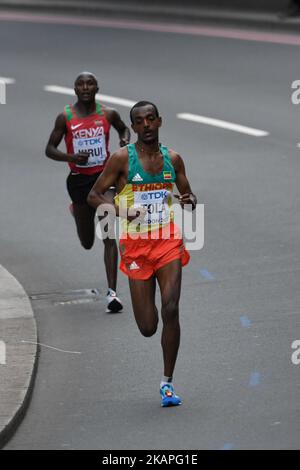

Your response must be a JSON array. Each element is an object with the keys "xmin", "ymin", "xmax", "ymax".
[
  {"xmin": 0, "ymin": 0, "xmax": 300, "ymax": 32},
  {"xmin": 0, "ymin": 265, "xmax": 38, "ymax": 449}
]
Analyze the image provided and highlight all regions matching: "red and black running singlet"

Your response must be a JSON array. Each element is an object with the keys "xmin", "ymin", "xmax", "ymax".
[{"xmin": 64, "ymin": 102, "xmax": 111, "ymax": 175}]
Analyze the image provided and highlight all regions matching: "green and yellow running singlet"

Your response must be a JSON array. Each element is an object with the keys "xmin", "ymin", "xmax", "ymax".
[{"xmin": 115, "ymin": 144, "xmax": 176, "ymax": 234}]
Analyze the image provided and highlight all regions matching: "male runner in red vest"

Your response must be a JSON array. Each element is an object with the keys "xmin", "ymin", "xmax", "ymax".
[{"xmin": 45, "ymin": 72, "xmax": 130, "ymax": 313}]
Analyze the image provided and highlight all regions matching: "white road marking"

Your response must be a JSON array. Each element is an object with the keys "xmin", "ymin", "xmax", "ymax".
[
  {"xmin": 0, "ymin": 340, "xmax": 6, "ymax": 365},
  {"xmin": 0, "ymin": 77, "xmax": 15, "ymax": 84},
  {"xmin": 44, "ymin": 85, "xmax": 135, "ymax": 108},
  {"xmin": 45, "ymin": 86, "xmax": 269, "ymax": 137},
  {"xmin": 177, "ymin": 112, "xmax": 269, "ymax": 137}
]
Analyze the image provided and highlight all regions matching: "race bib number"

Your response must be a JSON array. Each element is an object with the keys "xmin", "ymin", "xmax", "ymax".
[
  {"xmin": 73, "ymin": 135, "xmax": 107, "ymax": 167},
  {"xmin": 134, "ymin": 189, "xmax": 170, "ymax": 226}
]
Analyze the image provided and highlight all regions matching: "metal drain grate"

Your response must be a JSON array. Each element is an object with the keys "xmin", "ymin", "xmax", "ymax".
[{"xmin": 30, "ymin": 288, "xmax": 101, "ymax": 305}]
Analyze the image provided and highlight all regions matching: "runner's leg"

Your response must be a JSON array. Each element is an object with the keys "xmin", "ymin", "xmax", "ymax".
[
  {"xmin": 72, "ymin": 203, "xmax": 96, "ymax": 249},
  {"xmin": 100, "ymin": 188, "xmax": 118, "ymax": 291},
  {"xmin": 129, "ymin": 276, "xmax": 158, "ymax": 337},
  {"xmin": 156, "ymin": 259, "xmax": 182, "ymax": 378}
]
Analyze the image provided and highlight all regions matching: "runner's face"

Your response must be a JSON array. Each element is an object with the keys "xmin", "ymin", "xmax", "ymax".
[
  {"xmin": 74, "ymin": 75, "xmax": 98, "ymax": 103},
  {"xmin": 131, "ymin": 105, "xmax": 161, "ymax": 144}
]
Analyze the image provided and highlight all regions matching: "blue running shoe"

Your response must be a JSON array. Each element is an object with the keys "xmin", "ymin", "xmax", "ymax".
[{"xmin": 160, "ymin": 384, "xmax": 182, "ymax": 407}]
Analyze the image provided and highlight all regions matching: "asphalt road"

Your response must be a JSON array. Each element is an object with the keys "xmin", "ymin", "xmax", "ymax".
[{"xmin": 1, "ymin": 14, "xmax": 300, "ymax": 450}]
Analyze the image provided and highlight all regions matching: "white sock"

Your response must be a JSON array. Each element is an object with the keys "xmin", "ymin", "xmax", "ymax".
[{"xmin": 160, "ymin": 376, "xmax": 173, "ymax": 388}]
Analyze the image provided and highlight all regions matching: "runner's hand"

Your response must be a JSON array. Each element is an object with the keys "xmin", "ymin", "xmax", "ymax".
[
  {"xmin": 119, "ymin": 138, "xmax": 130, "ymax": 147},
  {"xmin": 174, "ymin": 193, "xmax": 197, "ymax": 209},
  {"xmin": 127, "ymin": 206, "xmax": 148, "ymax": 222},
  {"xmin": 70, "ymin": 152, "xmax": 89, "ymax": 165}
]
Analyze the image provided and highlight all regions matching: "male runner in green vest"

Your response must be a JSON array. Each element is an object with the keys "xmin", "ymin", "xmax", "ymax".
[{"xmin": 88, "ymin": 101, "xmax": 197, "ymax": 406}]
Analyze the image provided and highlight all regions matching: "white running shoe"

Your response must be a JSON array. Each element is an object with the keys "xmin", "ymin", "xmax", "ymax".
[{"xmin": 106, "ymin": 289, "xmax": 123, "ymax": 313}]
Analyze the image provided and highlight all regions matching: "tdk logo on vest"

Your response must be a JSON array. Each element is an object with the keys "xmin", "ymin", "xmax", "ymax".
[
  {"xmin": 136, "ymin": 190, "xmax": 169, "ymax": 203},
  {"xmin": 76, "ymin": 137, "xmax": 103, "ymax": 148},
  {"xmin": 72, "ymin": 126, "xmax": 104, "ymax": 139}
]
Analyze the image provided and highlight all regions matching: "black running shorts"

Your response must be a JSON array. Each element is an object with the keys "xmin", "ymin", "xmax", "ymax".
[{"xmin": 66, "ymin": 172, "xmax": 101, "ymax": 204}]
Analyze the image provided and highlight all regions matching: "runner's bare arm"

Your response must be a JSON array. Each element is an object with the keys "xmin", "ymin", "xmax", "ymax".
[
  {"xmin": 107, "ymin": 109, "xmax": 131, "ymax": 147},
  {"xmin": 87, "ymin": 152, "xmax": 124, "ymax": 213},
  {"xmin": 171, "ymin": 152, "xmax": 197, "ymax": 209},
  {"xmin": 88, "ymin": 151, "xmax": 144, "ymax": 221},
  {"xmin": 45, "ymin": 113, "xmax": 89, "ymax": 165}
]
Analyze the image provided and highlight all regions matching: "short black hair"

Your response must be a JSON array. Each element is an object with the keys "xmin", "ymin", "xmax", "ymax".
[
  {"xmin": 74, "ymin": 71, "xmax": 98, "ymax": 86},
  {"xmin": 130, "ymin": 101, "xmax": 159, "ymax": 124}
]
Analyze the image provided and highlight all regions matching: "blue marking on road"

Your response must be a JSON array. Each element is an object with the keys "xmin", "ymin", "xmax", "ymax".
[
  {"xmin": 249, "ymin": 372, "xmax": 261, "ymax": 387},
  {"xmin": 200, "ymin": 269, "xmax": 215, "ymax": 280},
  {"xmin": 240, "ymin": 316, "xmax": 252, "ymax": 327},
  {"xmin": 220, "ymin": 443, "xmax": 234, "ymax": 450}
]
